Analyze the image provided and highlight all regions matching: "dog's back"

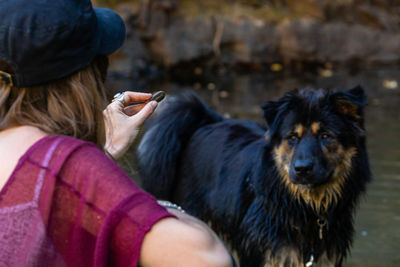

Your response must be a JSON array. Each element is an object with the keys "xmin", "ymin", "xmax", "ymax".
[{"xmin": 137, "ymin": 92, "xmax": 223, "ymax": 199}]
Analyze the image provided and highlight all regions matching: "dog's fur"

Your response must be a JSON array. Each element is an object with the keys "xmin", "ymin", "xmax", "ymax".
[{"xmin": 137, "ymin": 86, "xmax": 371, "ymax": 266}]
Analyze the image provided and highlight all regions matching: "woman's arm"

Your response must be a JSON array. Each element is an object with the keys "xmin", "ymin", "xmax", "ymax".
[
  {"xmin": 140, "ymin": 209, "xmax": 233, "ymax": 267},
  {"xmin": 104, "ymin": 92, "xmax": 233, "ymax": 266}
]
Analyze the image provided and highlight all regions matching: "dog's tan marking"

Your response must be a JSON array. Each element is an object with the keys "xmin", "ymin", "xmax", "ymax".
[
  {"xmin": 336, "ymin": 99, "xmax": 360, "ymax": 119},
  {"xmin": 273, "ymin": 140, "xmax": 294, "ymax": 175},
  {"xmin": 265, "ymin": 130, "xmax": 270, "ymax": 142},
  {"xmin": 232, "ymin": 251, "xmax": 240, "ymax": 267},
  {"xmin": 294, "ymin": 124, "xmax": 304, "ymax": 138},
  {"xmin": 311, "ymin": 122, "xmax": 320, "ymax": 135},
  {"xmin": 263, "ymin": 247, "xmax": 336, "ymax": 267},
  {"xmin": 274, "ymin": 140, "xmax": 357, "ymax": 212}
]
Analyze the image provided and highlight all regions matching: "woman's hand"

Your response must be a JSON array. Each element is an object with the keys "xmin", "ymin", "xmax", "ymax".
[{"xmin": 103, "ymin": 91, "xmax": 158, "ymax": 160}]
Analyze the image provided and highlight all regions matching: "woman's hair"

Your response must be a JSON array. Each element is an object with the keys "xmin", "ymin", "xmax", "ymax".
[{"xmin": 0, "ymin": 55, "xmax": 109, "ymax": 148}]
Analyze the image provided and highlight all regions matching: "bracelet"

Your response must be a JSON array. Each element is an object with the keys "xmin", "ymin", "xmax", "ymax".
[
  {"xmin": 104, "ymin": 150, "xmax": 116, "ymax": 161},
  {"xmin": 157, "ymin": 200, "xmax": 185, "ymax": 213}
]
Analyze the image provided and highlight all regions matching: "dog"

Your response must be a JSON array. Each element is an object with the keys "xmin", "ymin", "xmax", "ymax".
[{"xmin": 137, "ymin": 86, "xmax": 371, "ymax": 266}]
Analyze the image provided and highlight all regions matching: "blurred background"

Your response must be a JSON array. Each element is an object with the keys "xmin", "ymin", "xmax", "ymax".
[{"xmin": 95, "ymin": 1, "xmax": 400, "ymax": 266}]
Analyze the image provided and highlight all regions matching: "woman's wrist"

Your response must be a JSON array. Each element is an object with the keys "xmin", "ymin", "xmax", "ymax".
[
  {"xmin": 104, "ymin": 140, "xmax": 127, "ymax": 160},
  {"xmin": 104, "ymin": 149, "xmax": 117, "ymax": 161}
]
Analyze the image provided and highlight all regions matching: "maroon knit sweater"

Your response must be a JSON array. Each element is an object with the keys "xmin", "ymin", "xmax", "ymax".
[{"xmin": 0, "ymin": 135, "xmax": 173, "ymax": 266}]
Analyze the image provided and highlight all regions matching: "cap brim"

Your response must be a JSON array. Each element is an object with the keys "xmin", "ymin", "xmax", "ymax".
[{"xmin": 94, "ymin": 8, "xmax": 126, "ymax": 55}]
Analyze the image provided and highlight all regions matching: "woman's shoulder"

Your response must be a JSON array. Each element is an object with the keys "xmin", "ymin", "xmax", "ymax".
[
  {"xmin": 30, "ymin": 135, "xmax": 107, "ymax": 166},
  {"xmin": 27, "ymin": 135, "xmax": 95, "ymax": 160}
]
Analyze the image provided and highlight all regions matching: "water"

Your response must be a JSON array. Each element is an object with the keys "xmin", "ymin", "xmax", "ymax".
[{"xmin": 110, "ymin": 65, "xmax": 400, "ymax": 266}]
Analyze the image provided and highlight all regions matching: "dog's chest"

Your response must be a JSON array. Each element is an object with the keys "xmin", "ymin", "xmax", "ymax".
[{"xmin": 263, "ymin": 247, "xmax": 335, "ymax": 267}]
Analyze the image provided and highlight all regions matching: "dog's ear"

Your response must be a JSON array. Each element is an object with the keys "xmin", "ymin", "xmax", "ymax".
[
  {"xmin": 261, "ymin": 100, "xmax": 280, "ymax": 142},
  {"xmin": 261, "ymin": 100, "xmax": 281, "ymax": 128},
  {"xmin": 261, "ymin": 90, "xmax": 297, "ymax": 142},
  {"xmin": 261, "ymin": 89, "xmax": 297, "ymax": 128},
  {"xmin": 261, "ymin": 92, "xmax": 294, "ymax": 142},
  {"xmin": 332, "ymin": 85, "xmax": 367, "ymax": 121}
]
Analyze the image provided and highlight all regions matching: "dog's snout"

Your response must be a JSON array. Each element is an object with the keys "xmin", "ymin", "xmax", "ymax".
[{"xmin": 294, "ymin": 160, "xmax": 313, "ymax": 176}]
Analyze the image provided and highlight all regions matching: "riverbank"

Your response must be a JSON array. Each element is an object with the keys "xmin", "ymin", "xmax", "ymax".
[{"xmin": 95, "ymin": 0, "xmax": 400, "ymax": 79}]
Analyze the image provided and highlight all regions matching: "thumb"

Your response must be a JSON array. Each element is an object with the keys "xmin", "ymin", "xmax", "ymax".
[{"xmin": 129, "ymin": 101, "xmax": 158, "ymax": 127}]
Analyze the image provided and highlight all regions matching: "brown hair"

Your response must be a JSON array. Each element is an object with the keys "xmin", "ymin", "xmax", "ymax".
[{"xmin": 0, "ymin": 55, "xmax": 109, "ymax": 148}]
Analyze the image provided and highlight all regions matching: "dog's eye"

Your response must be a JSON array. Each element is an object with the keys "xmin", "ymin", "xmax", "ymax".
[
  {"xmin": 320, "ymin": 133, "xmax": 332, "ymax": 140},
  {"xmin": 287, "ymin": 134, "xmax": 298, "ymax": 142}
]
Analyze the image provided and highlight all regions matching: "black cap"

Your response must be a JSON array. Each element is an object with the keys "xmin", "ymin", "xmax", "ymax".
[{"xmin": 0, "ymin": 0, "xmax": 126, "ymax": 87}]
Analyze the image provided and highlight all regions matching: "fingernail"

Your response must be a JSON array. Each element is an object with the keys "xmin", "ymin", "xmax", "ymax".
[{"xmin": 150, "ymin": 101, "xmax": 158, "ymax": 108}]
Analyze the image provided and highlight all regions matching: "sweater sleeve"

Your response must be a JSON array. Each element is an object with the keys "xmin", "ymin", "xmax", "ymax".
[{"xmin": 47, "ymin": 139, "xmax": 174, "ymax": 267}]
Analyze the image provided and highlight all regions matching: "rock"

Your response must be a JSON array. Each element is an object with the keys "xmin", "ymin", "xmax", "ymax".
[
  {"xmin": 109, "ymin": 30, "xmax": 151, "ymax": 78},
  {"xmin": 105, "ymin": 0, "xmax": 400, "ymax": 76},
  {"xmin": 316, "ymin": 23, "xmax": 379, "ymax": 62},
  {"xmin": 219, "ymin": 18, "xmax": 279, "ymax": 64},
  {"xmin": 284, "ymin": 0, "xmax": 325, "ymax": 20},
  {"xmin": 278, "ymin": 19, "xmax": 319, "ymax": 61},
  {"xmin": 148, "ymin": 16, "xmax": 214, "ymax": 66},
  {"xmin": 370, "ymin": 32, "xmax": 400, "ymax": 63},
  {"xmin": 278, "ymin": 18, "xmax": 400, "ymax": 64},
  {"xmin": 356, "ymin": 4, "xmax": 399, "ymax": 31}
]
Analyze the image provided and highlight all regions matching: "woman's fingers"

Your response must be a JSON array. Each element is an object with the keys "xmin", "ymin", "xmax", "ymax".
[
  {"xmin": 124, "ymin": 91, "xmax": 152, "ymax": 105},
  {"xmin": 114, "ymin": 91, "xmax": 153, "ymax": 116},
  {"xmin": 128, "ymin": 101, "xmax": 158, "ymax": 127},
  {"xmin": 123, "ymin": 103, "xmax": 145, "ymax": 116}
]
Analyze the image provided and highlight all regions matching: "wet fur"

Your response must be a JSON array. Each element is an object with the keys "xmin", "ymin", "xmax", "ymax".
[{"xmin": 137, "ymin": 87, "xmax": 371, "ymax": 266}]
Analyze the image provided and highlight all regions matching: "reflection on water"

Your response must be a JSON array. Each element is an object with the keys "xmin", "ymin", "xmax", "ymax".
[{"xmin": 110, "ymin": 66, "xmax": 400, "ymax": 266}]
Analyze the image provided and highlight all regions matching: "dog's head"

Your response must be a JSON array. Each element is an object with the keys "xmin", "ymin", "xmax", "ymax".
[{"xmin": 262, "ymin": 86, "xmax": 367, "ymax": 210}]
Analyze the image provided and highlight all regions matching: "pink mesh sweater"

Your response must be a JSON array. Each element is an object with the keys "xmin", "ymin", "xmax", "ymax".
[{"xmin": 0, "ymin": 135, "xmax": 173, "ymax": 267}]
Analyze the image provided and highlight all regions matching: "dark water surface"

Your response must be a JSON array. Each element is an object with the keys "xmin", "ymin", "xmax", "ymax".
[{"xmin": 110, "ymin": 65, "xmax": 400, "ymax": 266}]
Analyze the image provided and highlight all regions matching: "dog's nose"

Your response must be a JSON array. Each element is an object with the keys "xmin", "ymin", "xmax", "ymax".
[{"xmin": 294, "ymin": 160, "xmax": 313, "ymax": 176}]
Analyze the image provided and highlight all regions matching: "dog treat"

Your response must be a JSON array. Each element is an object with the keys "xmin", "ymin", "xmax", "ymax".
[
  {"xmin": 128, "ymin": 91, "xmax": 166, "ymax": 106},
  {"xmin": 150, "ymin": 91, "xmax": 166, "ymax": 102}
]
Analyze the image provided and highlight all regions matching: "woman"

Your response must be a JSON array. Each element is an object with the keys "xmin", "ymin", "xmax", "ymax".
[{"xmin": 0, "ymin": 0, "xmax": 232, "ymax": 266}]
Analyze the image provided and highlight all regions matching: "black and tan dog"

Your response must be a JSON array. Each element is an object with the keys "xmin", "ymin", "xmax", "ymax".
[{"xmin": 137, "ymin": 86, "xmax": 371, "ymax": 266}]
